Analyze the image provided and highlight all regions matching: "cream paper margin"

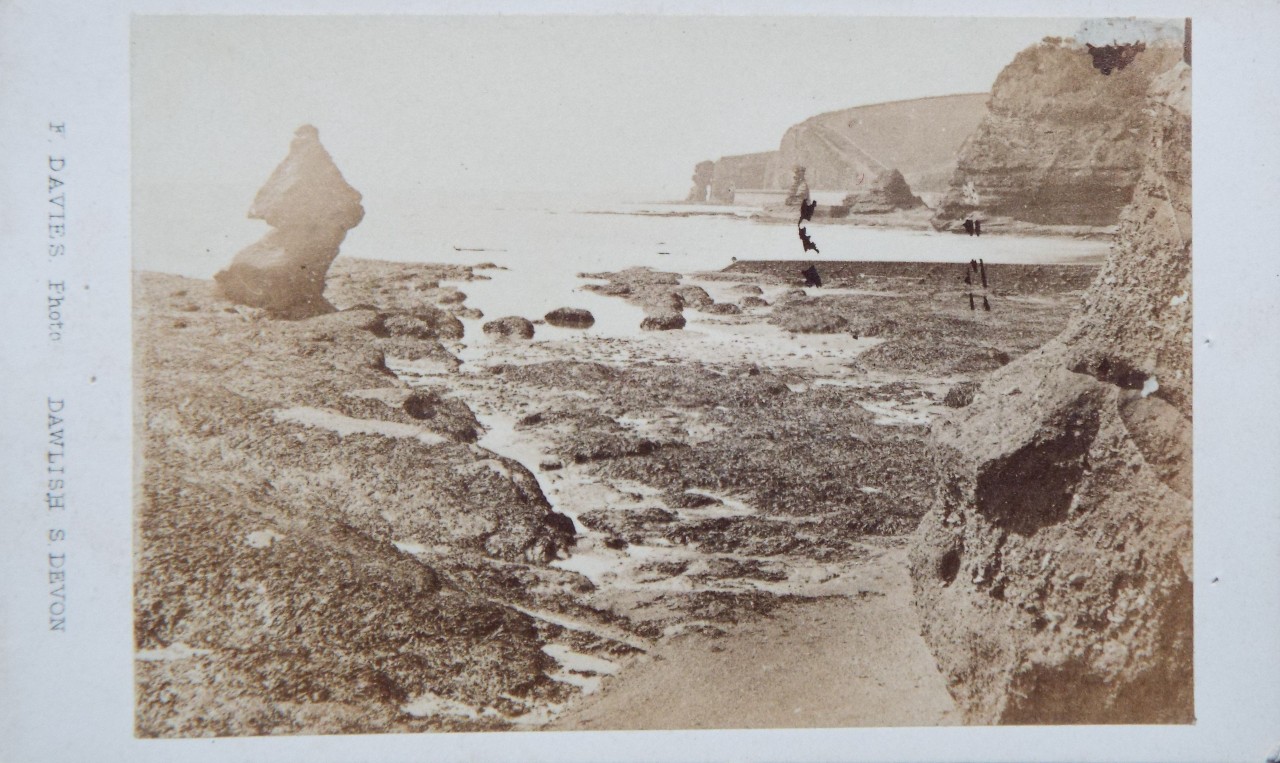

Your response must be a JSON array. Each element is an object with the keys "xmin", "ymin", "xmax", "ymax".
[{"xmin": 1, "ymin": 1, "xmax": 1277, "ymax": 761}]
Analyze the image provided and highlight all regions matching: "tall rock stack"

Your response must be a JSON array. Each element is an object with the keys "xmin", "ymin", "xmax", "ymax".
[
  {"xmin": 686, "ymin": 160, "xmax": 715, "ymax": 203},
  {"xmin": 908, "ymin": 62, "xmax": 1192, "ymax": 724},
  {"xmin": 215, "ymin": 125, "xmax": 365, "ymax": 318},
  {"xmin": 784, "ymin": 166, "xmax": 810, "ymax": 206}
]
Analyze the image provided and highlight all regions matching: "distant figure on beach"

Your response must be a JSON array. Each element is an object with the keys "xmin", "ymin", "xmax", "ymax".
[
  {"xmin": 968, "ymin": 292, "xmax": 976, "ymax": 310},
  {"xmin": 983, "ymin": 295, "xmax": 991, "ymax": 311},
  {"xmin": 800, "ymin": 198, "xmax": 817, "ymax": 223},
  {"xmin": 963, "ymin": 218, "xmax": 975, "ymax": 236},
  {"xmin": 979, "ymin": 259, "xmax": 988, "ymax": 287},
  {"xmin": 974, "ymin": 219, "xmax": 982, "ymax": 237},
  {"xmin": 802, "ymin": 264, "xmax": 822, "ymax": 288}
]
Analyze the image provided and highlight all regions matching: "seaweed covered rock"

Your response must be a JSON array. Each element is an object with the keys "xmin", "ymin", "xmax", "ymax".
[
  {"xmin": 544, "ymin": 307, "xmax": 595, "ymax": 329},
  {"xmin": 640, "ymin": 311, "xmax": 686, "ymax": 331},
  {"xmin": 483, "ymin": 316, "xmax": 536, "ymax": 340}
]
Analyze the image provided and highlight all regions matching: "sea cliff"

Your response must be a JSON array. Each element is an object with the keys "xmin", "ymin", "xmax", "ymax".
[
  {"xmin": 932, "ymin": 38, "xmax": 1183, "ymax": 233},
  {"xmin": 908, "ymin": 62, "xmax": 1192, "ymax": 724}
]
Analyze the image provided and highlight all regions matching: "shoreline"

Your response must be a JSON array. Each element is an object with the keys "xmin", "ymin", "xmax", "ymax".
[{"xmin": 585, "ymin": 202, "xmax": 1119, "ymax": 241}]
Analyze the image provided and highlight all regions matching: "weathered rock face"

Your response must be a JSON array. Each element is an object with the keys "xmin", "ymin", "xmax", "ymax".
[
  {"xmin": 686, "ymin": 159, "xmax": 715, "ymax": 202},
  {"xmin": 692, "ymin": 93, "xmax": 989, "ymax": 204},
  {"xmin": 933, "ymin": 40, "xmax": 1182, "ymax": 231},
  {"xmin": 215, "ymin": 125, "xmax": 365, "ymax": 318},
  {"xmin": 843, "ymin": 168, "xmax": 924, "ymax": 214},
  {"xmin": 640, "ymin": 311, "xmax": 685, "ymax": 331},
  {"xmin": 909, "ymin": 63, "xmax": 1192, "ymax": 724}
]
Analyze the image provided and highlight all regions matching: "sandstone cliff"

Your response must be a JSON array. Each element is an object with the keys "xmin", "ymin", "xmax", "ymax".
[
  {"xmin": 696, "ymin": 93, "xmax": 988, "ymax": 204},
  {"xmin": 933, "ymin": 39, "xmax": 1183, "ymax": 232},
  {"xmin": 908, "ymin": 62, "xmax": 1192, "ymax": 724}
]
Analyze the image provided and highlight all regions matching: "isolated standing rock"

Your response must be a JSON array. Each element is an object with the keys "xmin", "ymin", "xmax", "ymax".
[{"xmin": 215, "ymin": 125, "xmax": 365, "ymax": 318}]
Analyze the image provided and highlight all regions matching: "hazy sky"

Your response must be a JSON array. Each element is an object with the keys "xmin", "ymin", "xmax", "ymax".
[{"xmin": 133, "ymin": 15, "xmax": 1087, "ymax": 202}]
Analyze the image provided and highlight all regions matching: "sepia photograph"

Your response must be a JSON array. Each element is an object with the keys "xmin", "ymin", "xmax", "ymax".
[{"xmin": 128, "ymin": 14, "xmax": 1196, "ymax": 737}]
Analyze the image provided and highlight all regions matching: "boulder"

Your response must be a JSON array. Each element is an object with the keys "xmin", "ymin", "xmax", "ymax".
[
  {"xmin": 544, "ymin": 307, "xmax": 596, "ymax": 329},
  {"xmin": 701, "ymin": 302, "xmax": 742, "ymax": 316},
  {"xmin": 483, "ymin": 316, "xmax": 535, "ymax": 340},
  {"xmin": 640, "ymin": 311, "xmax": 686, "ymax": 331},
  {"xmin": 943, "ymin": 381, "xmax": 981, "ymax": 408},
  {"xmin": 215, "ymin": 125, "xmax": 364, "ymax": 318},
  {"xmin": 932, "ymin": 39, "xmax": 1183, "ymax": 230},
  {"xmin": 674, "ymin": 285, "xmax": 713, "ymax": 308},
  {"xmin": 435, "ymin": 289, "xmax": 467, "ymax": 305},
  {"xmin": 402, "ymin": 388, "xmax": 482, "ymax": 443}
]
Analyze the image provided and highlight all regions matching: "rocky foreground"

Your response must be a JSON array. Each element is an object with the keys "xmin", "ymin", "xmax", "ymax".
[{"xmin": 136, "ymin": 245, "xmax": 1100, "ymax": 735}]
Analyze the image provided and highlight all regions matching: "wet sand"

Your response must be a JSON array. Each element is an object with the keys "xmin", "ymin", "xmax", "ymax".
[{"xmin": 552, "ymin": 545, "xmax": 960, "ymax": 730}]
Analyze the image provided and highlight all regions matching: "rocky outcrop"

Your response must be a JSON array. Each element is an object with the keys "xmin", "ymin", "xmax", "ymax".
[
  {"xmin": 135, "ymin": 261, "xmax": 581, "ymax": 736},
  {"xmin": 692, "ymin": 93, "xmax": 989, "ymax": 204},
  {"xmin": 483, "ymin": 316, "xmax": 535, "ymax": 340},
  {"xmin": 933, "ymin": 39, "xmax": 1183, "ymax": 231},
  {"xmin": 402, "ymin": 387, "xmax": 483, "ymax": 443},
  {"xmin": 544, "ymin": 307, "xmax": 596, "ymax": 329},
  {"xmin": 674, "ymin": 285, "xmax": 713, "ymax": 308},
  {"xmin": 687, "ymin": 160, "xmax": 715, "ymax": 202},
  {"xmin": 908, "ymin": 63, "xmax": 1192, "ymax": 724},
  {"xmin": 843, "ymin": 168, "xmax": 924, "ymax": 214},
  {"xmin": 215, "ymin": 125, "xmax": 365, "ymax": 318},
  {"xmin": 640, "ymin": 311, "xmax": 686, "ymax": 331}
]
